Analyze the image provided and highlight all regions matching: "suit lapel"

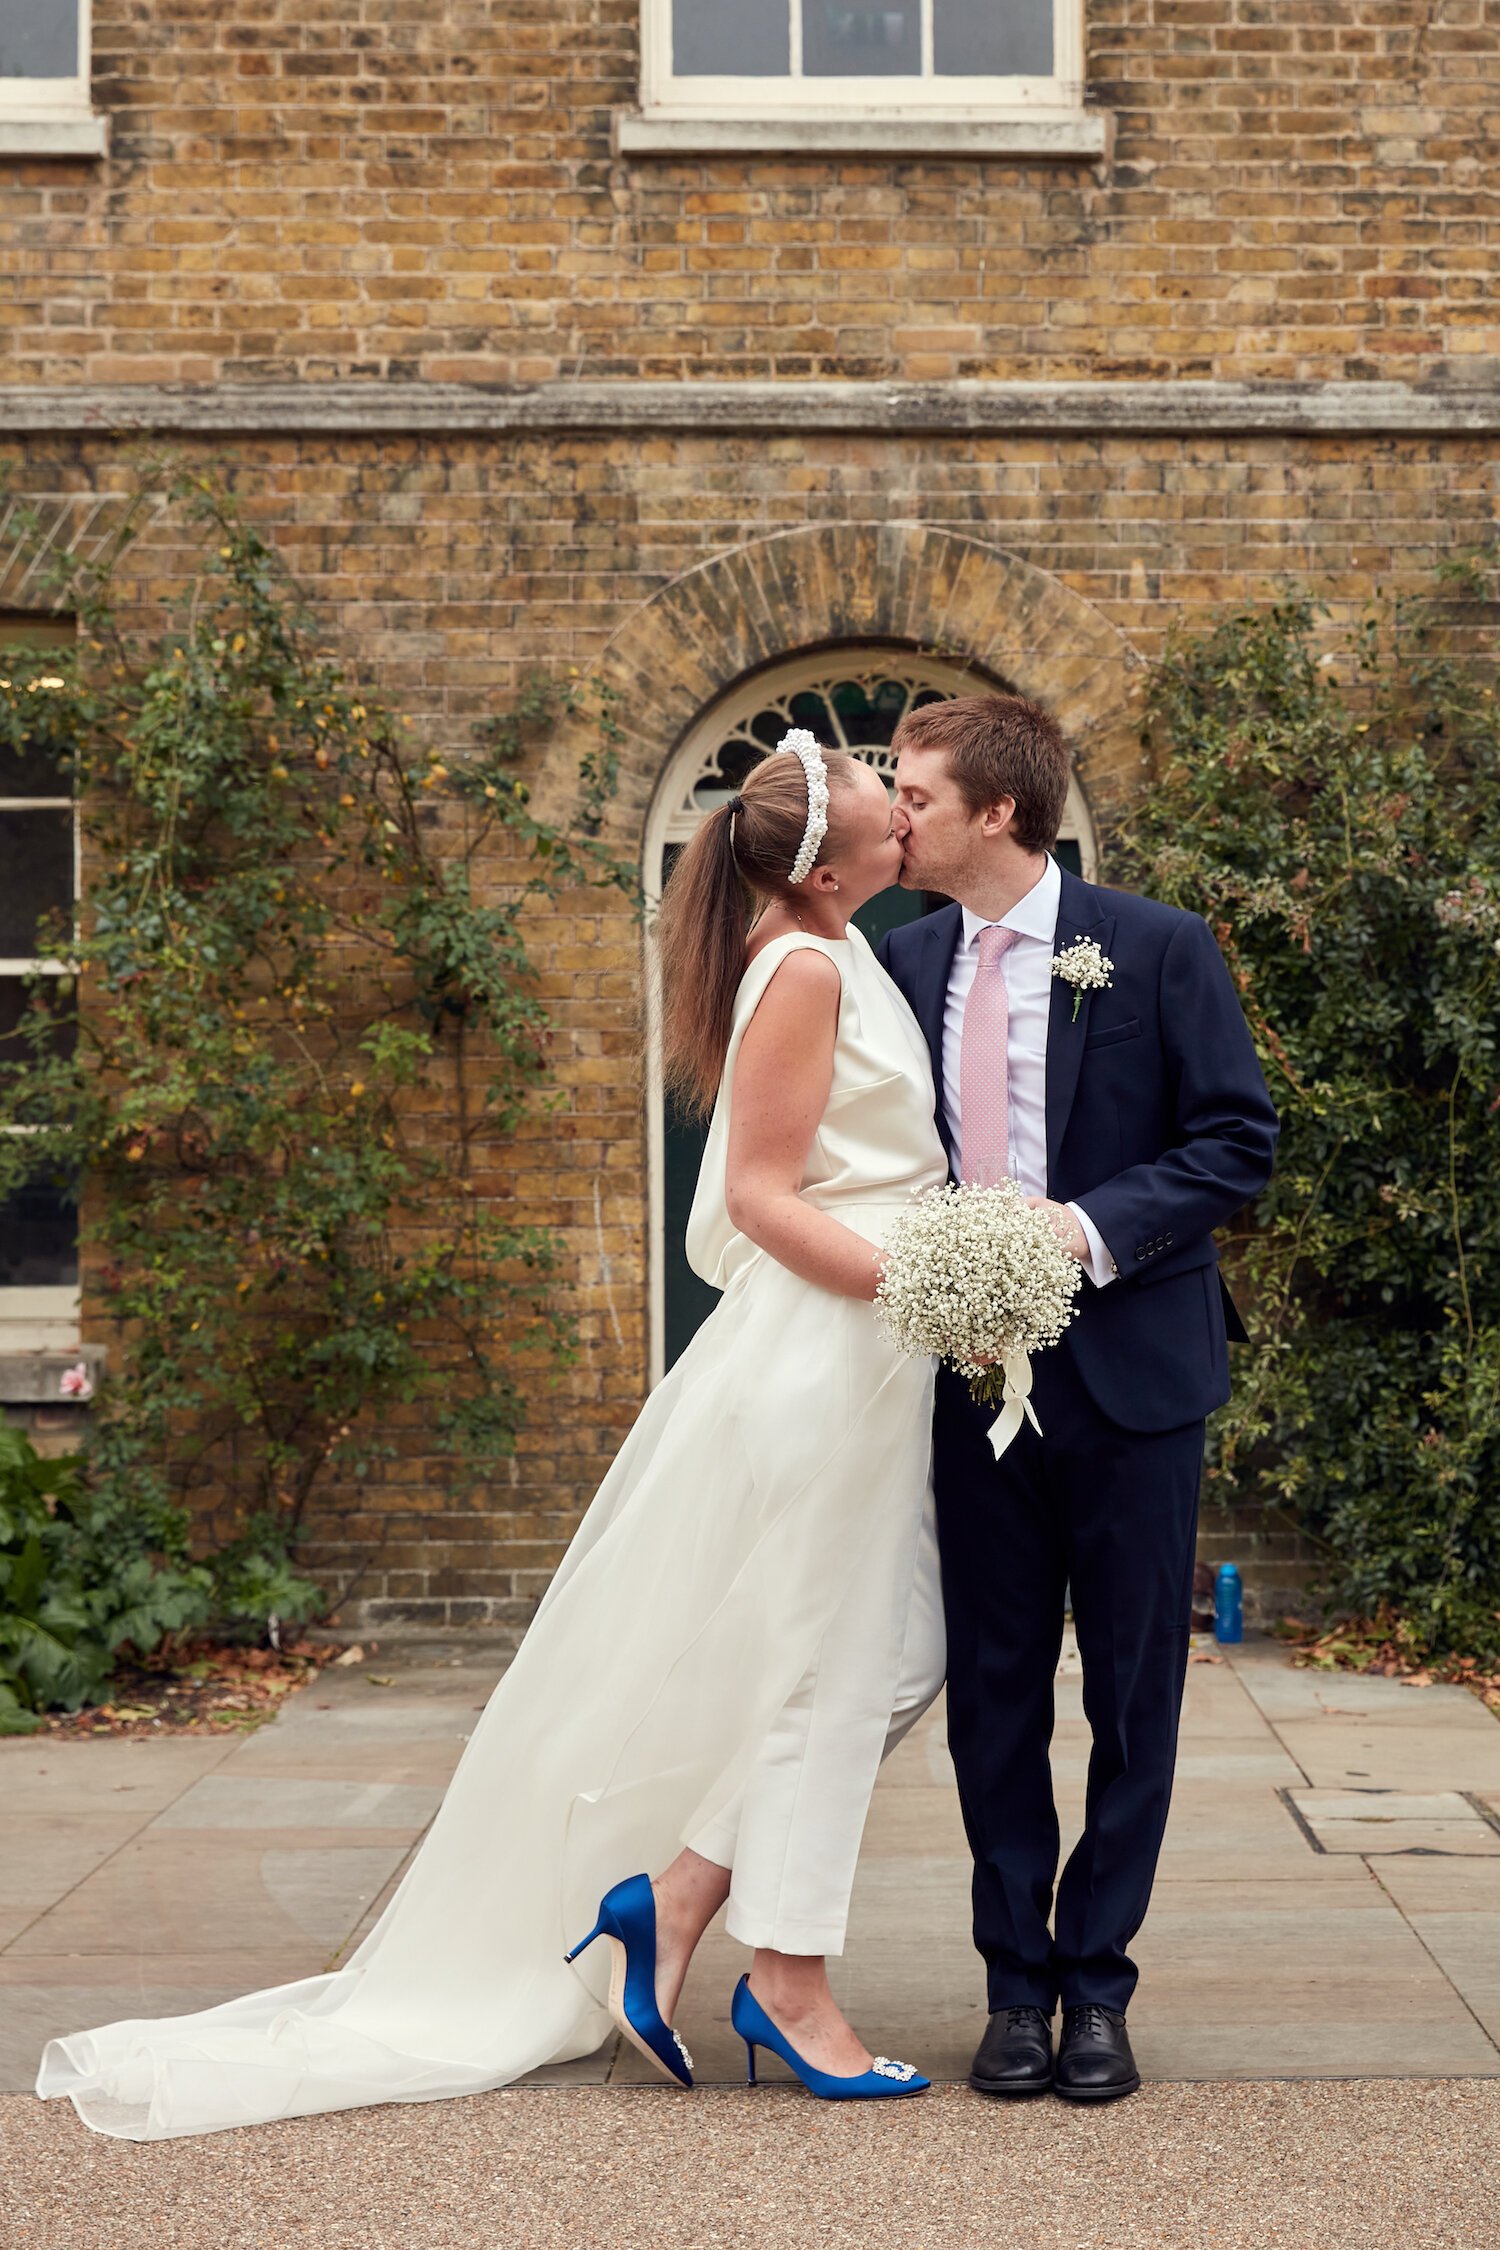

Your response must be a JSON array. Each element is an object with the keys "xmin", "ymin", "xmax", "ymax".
[
  {"xmin": 1045, "ymin": 867, "xmax": 1117, "ymax": 1183},
  {"xmin": 914, "ymin": 903, "xmax": 962, "ymax": 1152}
]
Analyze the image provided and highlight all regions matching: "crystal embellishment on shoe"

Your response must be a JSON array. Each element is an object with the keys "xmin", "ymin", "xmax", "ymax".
[
  {"xmin": 729, "ymin": 1976, "xmax": 930, "ymax": 2102},
  {"xmin": 672, "ymin": 2030, "xmax": 694, "ymax": 2074}
]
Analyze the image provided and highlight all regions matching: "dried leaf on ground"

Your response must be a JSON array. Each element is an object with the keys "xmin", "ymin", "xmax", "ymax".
[{"xmin": 30, "ymin": 1640, "xmax": 352, "ymax": 1737}]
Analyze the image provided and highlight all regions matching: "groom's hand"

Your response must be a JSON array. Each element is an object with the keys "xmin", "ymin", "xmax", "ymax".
[{"xmin": 1025, "ymin": 1196, "xmax": 1088, "ymax": 1263}]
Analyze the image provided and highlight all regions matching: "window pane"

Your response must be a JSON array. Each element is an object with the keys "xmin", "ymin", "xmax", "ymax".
[
  {"xmin": 805, "ymin": 3, "xmax": 922, "ymax": 77},
  {"xmin": 673, "ymin": 0, "xmax": 789, "ymax": 75},
  {"xmin": 804, "ymin": 2, "xmax": 920, "ymax": 75},
  {"xmin": 0, "ymin": 0, "xmax": 78, "ymax": 78},
  {"xmin": 933, "ymin": 0, "xmax": 1053, "ymax": 76},
  {"xmin": 0, "ymin": 730, "xmax": 73, "ymax": 800},
  {"xmin": 0, "ymin": 810, "xmax": 72, "ymax": 955},
  {"xmin": 0, "ymin": 1159, "xmax": 78, "ymax": 1288}
]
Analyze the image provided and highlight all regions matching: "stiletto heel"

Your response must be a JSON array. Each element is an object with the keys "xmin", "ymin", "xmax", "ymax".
[
  {"xmin": 562, "ymin": 1874, "xmax": 694, "ymax": 2089},
  {"xmin": 744, "ymin": 2040, "xmax": 758, "ymax": 2087},
  {"xmin": 562, "ymin": 1915, "xmax": 605, "ymax": 1965},
  {"xmin": 729, "ymin": 1974, "xmax": 928, "ymax": 2102}
]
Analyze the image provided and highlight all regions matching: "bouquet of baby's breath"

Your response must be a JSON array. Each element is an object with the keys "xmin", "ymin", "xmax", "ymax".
[{"xmin": 874, "ymin": 1181, "xmax": 1082, "ymax": 1457}]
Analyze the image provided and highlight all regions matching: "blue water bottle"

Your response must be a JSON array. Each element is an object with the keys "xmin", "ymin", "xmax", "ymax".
[{"xmin": 1214, "ymin": 1562, "xmax": 1243, "ymax": 1645}]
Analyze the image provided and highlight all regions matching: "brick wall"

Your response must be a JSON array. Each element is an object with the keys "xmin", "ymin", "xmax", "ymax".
[
  {"xmin": 3, "ymin": 430, "xmax": 1488, "ymax": 1623},
  {"xmin": 3, "ymin": 0, "xmax": 1495, "ymax": 1623},
  {"xmin": 1, "ymin": 1, "xmax": 1496, "ymax": 388}
]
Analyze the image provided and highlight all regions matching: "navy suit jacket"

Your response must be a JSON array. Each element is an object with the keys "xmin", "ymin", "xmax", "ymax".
[{"xmin": 876, "ymin": 864, "xmax": 1281, "ymax": 1433}]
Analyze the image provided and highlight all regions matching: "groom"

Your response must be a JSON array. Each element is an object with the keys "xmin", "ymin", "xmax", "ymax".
[{"xmin": 877, "ymin": 693, "xmax": 1279, "ymax": 2102}]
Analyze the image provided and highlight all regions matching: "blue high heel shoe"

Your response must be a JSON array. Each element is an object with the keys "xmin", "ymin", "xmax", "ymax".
[
  {"xmin": 563, "ymin": 1873, "xmax": 694, "ymax": 2089},
  {"xmin": 730, "ymin": 1973, "xmax": 929, "ymax": 2101}
]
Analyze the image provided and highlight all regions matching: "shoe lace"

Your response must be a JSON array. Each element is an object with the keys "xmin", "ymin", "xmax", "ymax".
[
  {"xmin": 1004, "ymin": 2005, "xmax": 1048, "ymax": 2031},
  {"xmin": 1063, "ymin": 2003, "xmax": 1115, "ymax": 2037}
]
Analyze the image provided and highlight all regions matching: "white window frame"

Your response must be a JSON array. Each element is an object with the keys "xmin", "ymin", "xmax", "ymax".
[
  {"xmin": 0, "ymin": 0, "xmax": 108, "ymax": 158},
  {"xmin": 621, "ymin": 0, "xmax": 1105, "ymax": 157}
]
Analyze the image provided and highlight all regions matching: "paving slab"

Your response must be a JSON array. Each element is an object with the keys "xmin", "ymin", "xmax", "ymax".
[
  {"xmin": 1310, "ymin": 1817, "xmax": 1500, "ymax": 1856},
  {"xmin": 1406, "ymin": 1915, "xmax": 1500, "ymax": 2047},
  {"xmin": 150, "ymin": 1775, "xmax": 444, "ymax": 1832},
  {"xmin": 1270, "ymin": 1716, "xmax": 1500, "ymax": 1792},
  {"xmin": 4, "ymin": 1830, "xmax": 383, "ymax": 1961},
  {"xmin": 0, "ymin": 1815, "xmax": 161, "ymax": 1913},
  {"xmin": 7, "ymin": 1632, "xmax": 1500, "ymax": 2116},
  {"xmin": 219, "ymin": 1738, "xmax": 468, "ymax": 1785},
  {"xmin": 1221, "ymin": 1643, "xmax": 1483, "ymax": 1722},
  {"xmin": 0, "ymin": 1738, "xmax": 234, "ymax": 1815},
  {"xmin": 1365, "ymin": 1856, "xmax": 1500, "ymax": 1913}
]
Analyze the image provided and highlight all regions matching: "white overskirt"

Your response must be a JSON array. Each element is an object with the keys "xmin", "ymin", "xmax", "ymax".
[{"xmin": 35, "ymin": 1205, "xmax": 935, "ymax": 2140}]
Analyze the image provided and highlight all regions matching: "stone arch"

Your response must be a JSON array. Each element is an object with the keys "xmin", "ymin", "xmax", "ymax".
[
  {"xmin": 533, "ymin": 523, "xmax": 1146, "ymax": 1389},
  {"xmin": 533, "ymin": 521, "xmax": 1146, "ymax": 849}
]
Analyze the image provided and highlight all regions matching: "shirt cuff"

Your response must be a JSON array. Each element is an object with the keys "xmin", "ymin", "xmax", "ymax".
[{"xmin": 1066, "ymin": 1199, "xmax": 1120, "ymax": 1290}]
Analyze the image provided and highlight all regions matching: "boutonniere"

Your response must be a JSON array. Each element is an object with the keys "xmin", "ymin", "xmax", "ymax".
[{"xmin": 1050, "ymin": 935, "xmax": 1115, "ymax": 1022}]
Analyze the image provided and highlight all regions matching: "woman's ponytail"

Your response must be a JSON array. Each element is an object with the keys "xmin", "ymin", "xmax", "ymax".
[
  {"xmin": 653, "ymin": 749, "xmax": 856, "ymax": 1119},
  {"xmin": 655, "ymin": 802, "xmax": 751, "ymax": 1121}
]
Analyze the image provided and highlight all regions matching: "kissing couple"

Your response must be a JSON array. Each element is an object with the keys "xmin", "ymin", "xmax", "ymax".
[{"xmin": 38, "ymin": 694, "xmax": 1279, "ymax": 2139}]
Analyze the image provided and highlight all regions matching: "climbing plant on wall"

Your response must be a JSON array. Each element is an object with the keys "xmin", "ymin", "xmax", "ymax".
[{"xmin": 0, "ymin": 466, "xmax": 631, "ymax": 1721}]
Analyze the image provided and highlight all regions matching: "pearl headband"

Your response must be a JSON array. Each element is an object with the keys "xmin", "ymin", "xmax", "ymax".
[{"xmin": 772, "ymin": 727, "xmax": 830, "ymax": 885}]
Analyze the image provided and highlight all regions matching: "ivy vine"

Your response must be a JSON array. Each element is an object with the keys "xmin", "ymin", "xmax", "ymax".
[{"xmin": 0, "ymin": 465, "xmax": 634, "ymax": 1722}]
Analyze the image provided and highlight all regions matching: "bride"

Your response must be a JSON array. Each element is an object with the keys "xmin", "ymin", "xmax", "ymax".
[{"xmin": 36, "ymin": 730, "xmax": 952, "ymax": 2139}]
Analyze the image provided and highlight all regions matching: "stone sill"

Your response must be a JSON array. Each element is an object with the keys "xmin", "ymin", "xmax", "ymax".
[
  {"xmin": 0, "ymin": 110, "xmax": 109, "ymax": 158},
  {"xmin": 615, "ymin": 109, "xmax": 1109, "ymax": 160},
  {"xmin": 0, "ymin": 1344, "xmax": 105, "ymax": 1406}
]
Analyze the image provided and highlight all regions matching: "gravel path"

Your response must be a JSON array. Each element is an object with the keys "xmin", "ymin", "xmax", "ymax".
[{"xmin": 9, "ymin": 2079, "xmax": 1498, "ymax": 2250}]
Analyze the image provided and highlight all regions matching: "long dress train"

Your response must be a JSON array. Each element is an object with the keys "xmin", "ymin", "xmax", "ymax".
[{"xmin": 35, "ymin": 925, "xmax": 949, "ymax": 2139}]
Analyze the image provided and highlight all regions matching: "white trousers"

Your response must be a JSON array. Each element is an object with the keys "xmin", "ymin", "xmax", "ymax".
[{"xmin": 688, "ymin": 1489, "xmax": 946, "ymax": 1954}]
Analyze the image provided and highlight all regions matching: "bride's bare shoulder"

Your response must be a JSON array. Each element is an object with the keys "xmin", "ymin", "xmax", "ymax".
[
  {"xmin": 739, "ymin": 939, "xmax": 842, "ymax": 1016},
  {"xmin": 735, "ymin": 945, "xmax": 841, "ymax": 1075}
]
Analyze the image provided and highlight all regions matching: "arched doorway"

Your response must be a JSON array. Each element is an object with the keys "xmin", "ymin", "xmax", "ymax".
[{"xmin": 643, "ymin": 648, "xmax": 1100, "ymax": 1383}]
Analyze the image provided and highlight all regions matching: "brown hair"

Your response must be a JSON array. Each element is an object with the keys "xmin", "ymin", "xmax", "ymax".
[
  {"xmin": 655, "ymin": 746, "xmax": 858, "ymax": 1119},
  {"xmin": 891, "ymin": 693, "xmax": 1070, "ymax": 852}
]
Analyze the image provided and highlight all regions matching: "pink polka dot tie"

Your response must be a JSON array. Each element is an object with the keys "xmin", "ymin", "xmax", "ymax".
[{"xmin": 960, "ymin": 923, "xmax": 1020, "ymax": 1188}]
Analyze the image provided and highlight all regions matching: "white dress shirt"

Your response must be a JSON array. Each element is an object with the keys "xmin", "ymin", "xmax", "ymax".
[{"xmin": 940, "ymin": 851, "xmax": 1120, "ymax": 1290}]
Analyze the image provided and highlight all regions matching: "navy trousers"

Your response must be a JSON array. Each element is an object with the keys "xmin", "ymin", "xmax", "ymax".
[{"xmin": 933, "ymin": 1335, "xmax": 1203, "ymax": 2014}]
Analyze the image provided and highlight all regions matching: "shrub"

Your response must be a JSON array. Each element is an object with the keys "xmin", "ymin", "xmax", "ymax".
[
  {"xmin": 1111, "ymin": 588, "xmax": 1500, "ymax": 1661},
  {"xmin": 0, "ymin": 1426, "xmax": 213, "ymax": 1733}
]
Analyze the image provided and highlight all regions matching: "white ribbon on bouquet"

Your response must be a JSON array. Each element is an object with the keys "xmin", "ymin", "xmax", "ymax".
[{"xmin": 985, "ymin": 1346, "xmax": 1045, "ymax": 1462}]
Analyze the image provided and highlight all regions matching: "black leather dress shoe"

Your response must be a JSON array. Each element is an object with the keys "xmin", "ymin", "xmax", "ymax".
[
  {"xmin": 1054, "ymin": 2004, "xmax": 1140, "ymax": 2100},
  {"xmin": 969, "ymin": 2005, "xmax": 1054, "ymax": 2095}
]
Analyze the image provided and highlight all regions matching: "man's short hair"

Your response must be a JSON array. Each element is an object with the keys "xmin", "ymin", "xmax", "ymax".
[{"xmin": 892, "ymin": 693, "xmax": 1071, "ymax": 852}]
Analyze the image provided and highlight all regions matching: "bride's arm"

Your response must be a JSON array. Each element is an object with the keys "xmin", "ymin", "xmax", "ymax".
[{"xmin": 723, "ymin": 949, "xmax": 886, "ymax": 1302}]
